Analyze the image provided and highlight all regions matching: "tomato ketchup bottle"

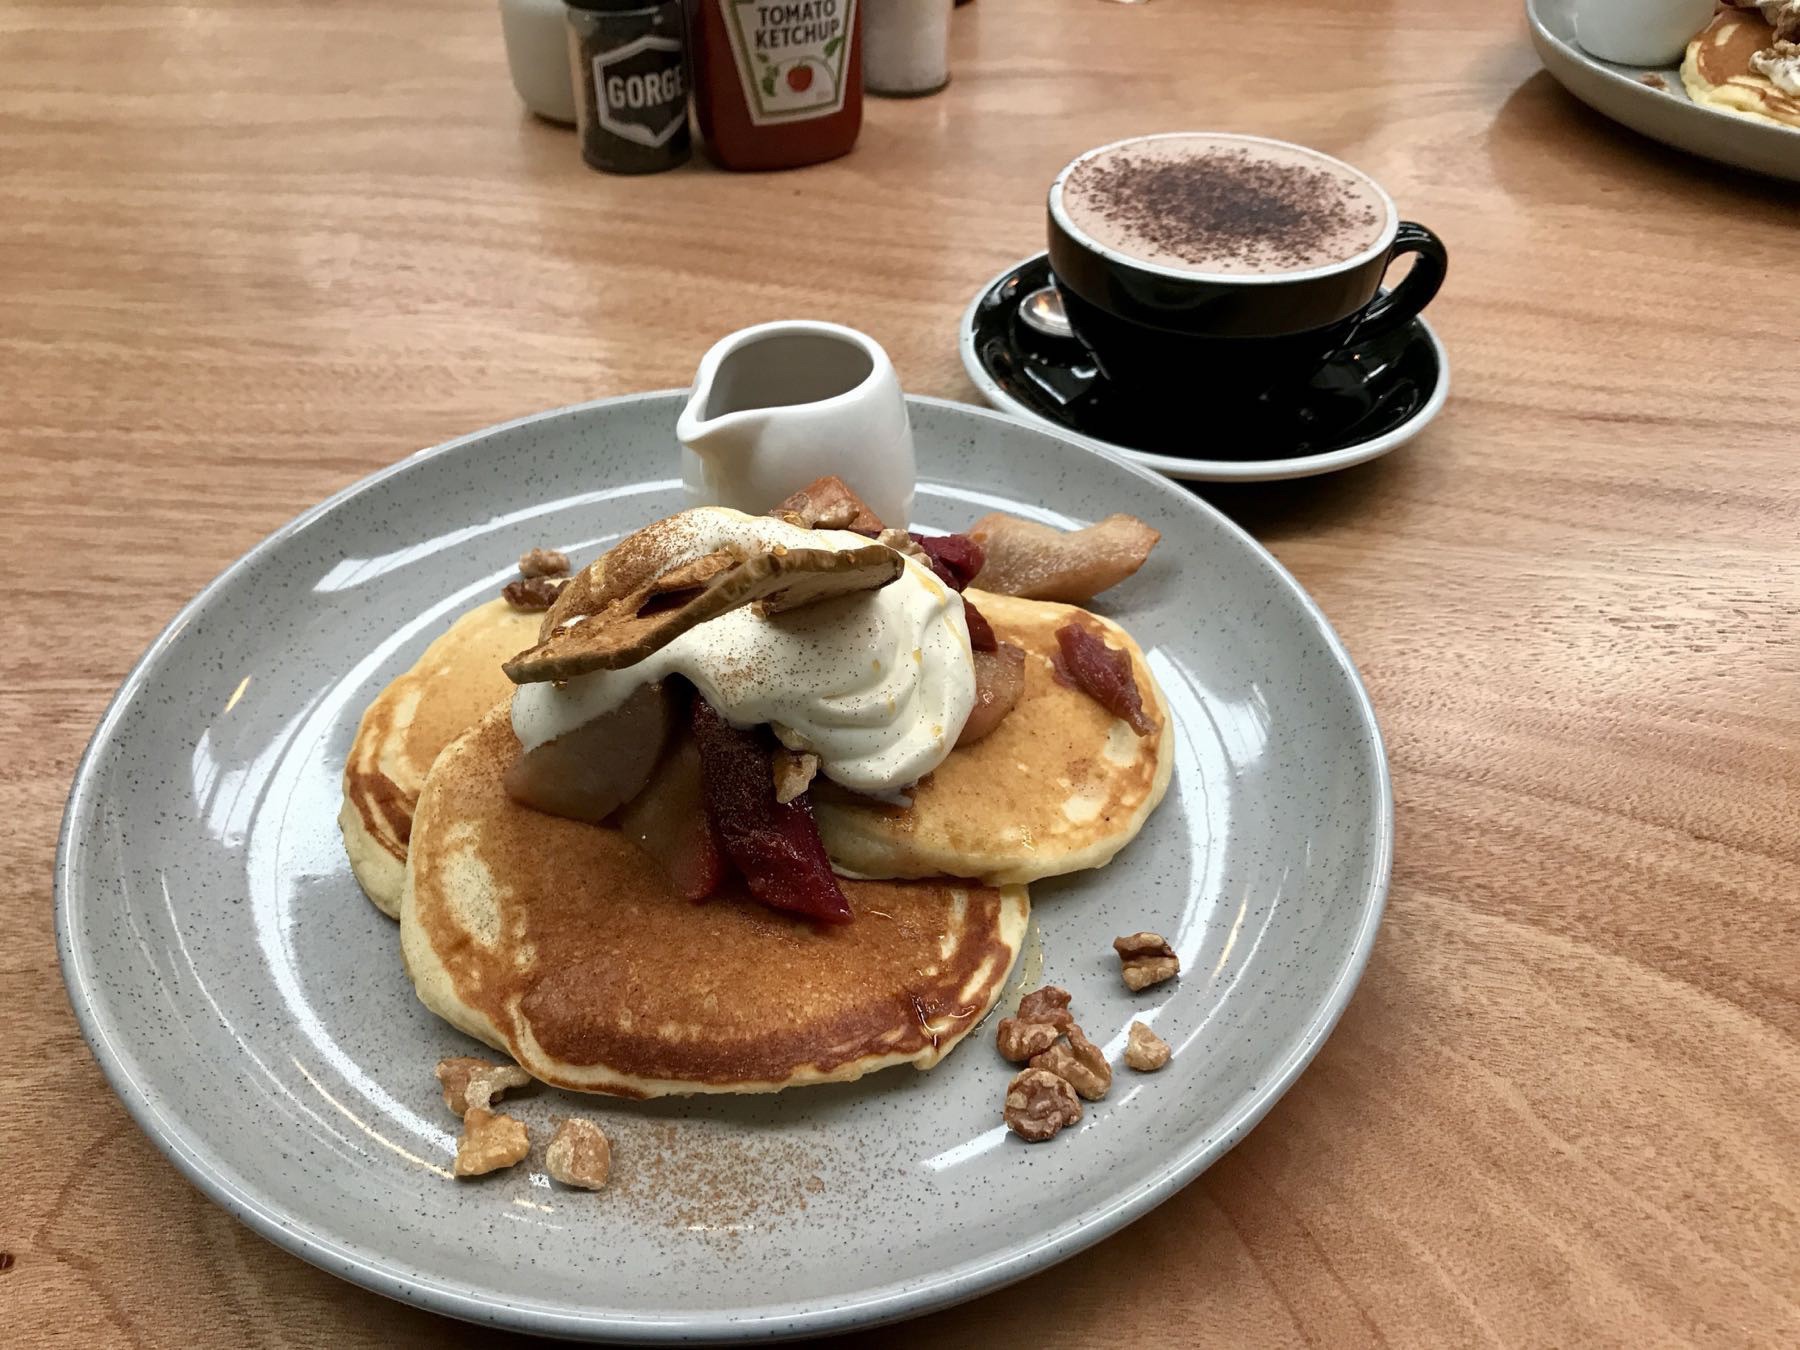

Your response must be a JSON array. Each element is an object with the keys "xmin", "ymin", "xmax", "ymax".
[{"xmin": 692, "ymin": 0, "xmax": 864, "ymax": 170}]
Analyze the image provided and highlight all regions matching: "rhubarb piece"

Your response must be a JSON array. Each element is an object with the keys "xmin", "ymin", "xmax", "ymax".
[
  {"xmin": 690, "ymin": 700, "xmax": 853, "ymax": 923},
  {"xmin": 957, "ymin": 643, "xmax": 1026, "ymax": 747},
  {"xmin": 1055, "ymin": 620, "xmax": 1155, "ymax": 737},
  {"xmin": 962, "ymin": 597, "xmax": 997, "ymax": 652},
  {"xmin": 614, "ymin": 732, "xmax": 728, "ymax": 902},
  {"xmin": 504, "ymin": 683, "xmax": 674, "ymax": 822},
  {"xmin": 909, "ymin": 531, "xmax": 985, "ymax": 591},
  {"xmin": 968, "ymin": 512, "xmax": 1159, "ymax": 603},
  {"xmin": 505, "ymin": 543, "xmax": 903, "ymax": 684},
  {"xmin": 771, "ymin": 475, "xmax": 886, "ymax": 534}
]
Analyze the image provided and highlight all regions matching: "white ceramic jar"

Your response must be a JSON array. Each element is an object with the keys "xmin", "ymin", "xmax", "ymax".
[
  {"xmin": 677, "ymin": 322, "xmax": 916, "ymax": 528},
  {"xmin": 864, "ymin": 0, "xmax": 954, "ymax": 97},
  {"xmin": 1573, "ymin": 0, "xmax": 1716, "ymax": 67},
  {"xmin": 499, "ymin": 0, "xmax": 577, "ymax": 124}
]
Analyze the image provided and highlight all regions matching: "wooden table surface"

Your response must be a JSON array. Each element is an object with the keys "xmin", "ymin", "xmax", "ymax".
[{"xmin": 6, "ymin": 0, "xmax": 1797, "ymax": 1344}]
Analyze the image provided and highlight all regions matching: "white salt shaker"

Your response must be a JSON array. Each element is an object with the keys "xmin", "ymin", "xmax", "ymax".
[
  {"xmin": 865, "ymin": 0, "xmax": 954, "ymax": 97},
  {"xmin": 498, "ymin": 0, "xmax": 577, "ymax": 124}
]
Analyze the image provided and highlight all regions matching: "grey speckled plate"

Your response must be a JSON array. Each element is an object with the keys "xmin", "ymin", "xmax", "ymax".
[
  {"xmin": 1529, "ymin": 0, "xmax": 1800, "ymax": 183},
  {"xmin": 56, "ymin": 393, "xmax": 1391, "ymax": 1342}
]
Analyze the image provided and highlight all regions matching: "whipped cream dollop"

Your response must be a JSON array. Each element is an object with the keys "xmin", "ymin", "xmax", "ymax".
[
  {"xmin": 510, "ymin": 508, "xmax": 976, "ymax": 796},
  {"xmin": 1751, "ymin": 39, "xmax": 1800, "ymax": 94}
]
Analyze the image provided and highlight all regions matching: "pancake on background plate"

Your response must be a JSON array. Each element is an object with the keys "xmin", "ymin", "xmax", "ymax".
[
  {"xmin": 1682, "ymin": 6, "xmax": 1800, "ymax": 128},
  {"xmin": 812, "ymin": 590, "xmax": 1173, "ymax": 886},
  {"xmin": 339, "ymin": 595, "xmax": 544, "ymax": 918},
  {"xmin": 399, "ymin": 706, "xmax": 1030, "ymax": 1097}
]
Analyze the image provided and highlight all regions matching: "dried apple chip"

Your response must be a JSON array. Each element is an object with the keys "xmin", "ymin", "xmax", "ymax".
[{"xmin": 504, "ymin": 543, "xmax": 903, "ymax": 684}]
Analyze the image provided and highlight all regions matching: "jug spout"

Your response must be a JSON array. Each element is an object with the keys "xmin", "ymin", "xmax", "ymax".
[
  {"xmin": 674, "ymin": 397, "xmax": 768, "ymax": 478},
  {"xmin": 676, "ymin": 321, "xmax": 916, "ymax": 528}
]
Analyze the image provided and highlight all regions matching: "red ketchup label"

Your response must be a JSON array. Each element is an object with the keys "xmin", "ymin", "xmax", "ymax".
[{"xmin": 719, "ymin": 0, "xmax": 856, "ymax": 124}]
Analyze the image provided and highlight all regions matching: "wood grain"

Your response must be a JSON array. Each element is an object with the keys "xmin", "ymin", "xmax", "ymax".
[{"xmin": 4, "ymin": 0, "xmax": 1797, "ymax": 1345}]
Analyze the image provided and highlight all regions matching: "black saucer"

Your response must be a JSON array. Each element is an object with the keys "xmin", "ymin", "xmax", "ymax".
[{"xmin": 960, "ymin": 254, "xmax": 1447, "ymax": 479}]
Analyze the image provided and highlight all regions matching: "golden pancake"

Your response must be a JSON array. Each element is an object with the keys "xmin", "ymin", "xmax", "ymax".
[
  {"xmin": 339, "ymin": 597, "xmax": 543, "ymax": 918},
  {"xmin": 399, "ymin": 705, "xmax": 1030, "ymax": 1097},
  {"xmin": 812, "ymin": 591, "xmax": 1173, "ymax": 886},
  {"xmin": 1682, "ymin": 10, "xmax": 1800, "ymax": 128}
]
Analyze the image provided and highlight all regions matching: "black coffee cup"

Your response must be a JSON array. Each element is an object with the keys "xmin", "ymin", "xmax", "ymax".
[{"xmin": 1046, "ymin": 133, "xmax": 1447, "ymax": 405}]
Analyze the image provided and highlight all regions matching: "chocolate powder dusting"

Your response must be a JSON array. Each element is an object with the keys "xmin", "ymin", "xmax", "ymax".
[{"xmin": 1070, "ymin": 148, "xmax": 1383, "ymax": 272}]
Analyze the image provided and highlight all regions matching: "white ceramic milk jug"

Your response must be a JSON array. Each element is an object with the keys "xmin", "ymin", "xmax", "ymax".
[
  {"xmin": 676, "ymin": 322, "xmax": 916, "ymax": 528},
  {"xmin": 1574, "ymin": 0, "xmax": 1715, "ymax": 67}
]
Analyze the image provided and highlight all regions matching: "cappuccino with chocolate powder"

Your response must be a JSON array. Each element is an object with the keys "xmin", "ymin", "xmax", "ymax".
[{"xmin": 1058, "ymin": 134, "xmax": 1390, "ymax": 277}]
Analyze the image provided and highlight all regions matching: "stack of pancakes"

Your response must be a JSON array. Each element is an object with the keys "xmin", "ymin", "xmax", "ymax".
[
  {"xmin": 342, "ymin": 559, "xmax": 1171, "ymax": 1098},
  {"xmin": 338, "ymin": 596, "xmax": 543, "ymax": 920},
  {"xmin": 1682, "ymin": 4, "xmax": 1800, "ymax": 128}
]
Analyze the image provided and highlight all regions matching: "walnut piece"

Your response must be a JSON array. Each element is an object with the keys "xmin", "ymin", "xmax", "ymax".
[
  {"xmin": 801, "ymin": 498, "xmax": 862, "ymax": 531},
  {"xmin": 1030, "ymin": 1025, "xmax": 1112, "ymax": 1101},
  {"xmin": 545, "ymin": 1118, "xmax": 612, "ymax": 1190},
  {"xmin": 1017, "ymin": 985, "xmax": 1074, "ymax": 1026},
  {"xmin": 503, "ymin": 575, "xmax": 568, "ymax": 611},
  {"xmin": 995, "ymin": 984, "xmax": 1075, "ymax": 1063},
  {"xmin": 772, "ymin": 749, "xmax": 820, "ymax": 804},
  {"xmin": 875, "ymin": 527, "xmax": 926, "ymax": 560},
  {"xmin": 518, "ymin": 547, "xmax": 570, "ymax": 578},
  {"xmin": 1113, "ymin": 932, "xmax": 1180, "ymax": 991},
  {"xmin": 436, "ymin": 1056, "xmax": 531, "ymax": 1117},
  {"xmin": 453, "ymin": 1107, "xmax": 530, "ymax": 1177},
  {"xmin": 1004, "ymin": 1068, "xmax": 1082, "ymax": 1142},
  {"xmin": 1125, "ymin": 1021, "xmax": 1171, "ymax": 1072},
  {"xmin": 996, "ymin": 1016, "xmax": 1062, "ymax": 1062},
  {"xmin": 772, "ymin": 475, "xmax": 885, "ymax": 533}
]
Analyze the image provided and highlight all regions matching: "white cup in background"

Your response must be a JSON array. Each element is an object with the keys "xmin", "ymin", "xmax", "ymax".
[
  {"xmin": 864, "ymin": 0, "xmax": 954, "ymax": 97},
  {"xmin": 1574, "ymin": 0, "xmax": 1717, "ymax": 67},
  {"xmin": 499, "ymin": 0, "xmax": 577, "ymax": 125}
]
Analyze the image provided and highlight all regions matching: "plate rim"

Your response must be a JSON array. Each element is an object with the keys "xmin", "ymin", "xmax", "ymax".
[
  {"xmin": 1525, "ymin": 0, "xmax": 1800, "ymax": 182},
  {"xmin": 957, "ymin": 254, "xmax": 1450, "ymax": 483},
  {"xmin": 55, "ymin": 389, "xmax": 1394, "ymax": 1341}
]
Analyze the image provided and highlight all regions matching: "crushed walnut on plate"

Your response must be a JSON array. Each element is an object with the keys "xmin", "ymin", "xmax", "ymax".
[
  {"xmin": 1113, "ymin": 931, "xmax": 1180, "ymax": 991},
  {"xmin": 454, "ymin": 1107, "xmax": 531, "ymax": 1177},
  {"xmin": 503, "ymin": 545, "xmax": 573, "ymax": 610},
  {"xmin": 999, "ymin": 985, "xmax": 1116, "ymax": 1139},
  {"xmin": 1004, "ymin": 1068, "xmax": 1082, "ymax": 1142},
  {"xmin": 995, "ymin": 984, "xmax": 1075, "ymax": 1063},
  {"xmin": 1125, "ymin": 1021, "xmax": 1171, "ymax": 1072},
  {"xmin": 545, "ymin": 1118, "xmax": 612, "ymax": 1190},
  {"xmin": 1029, "ymin": 1024, "xmax": 1112, "ymax": 1101},
  {"xmin": 437, "ymin": 1055, "xmax": 531, "ymax": 1117}
]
